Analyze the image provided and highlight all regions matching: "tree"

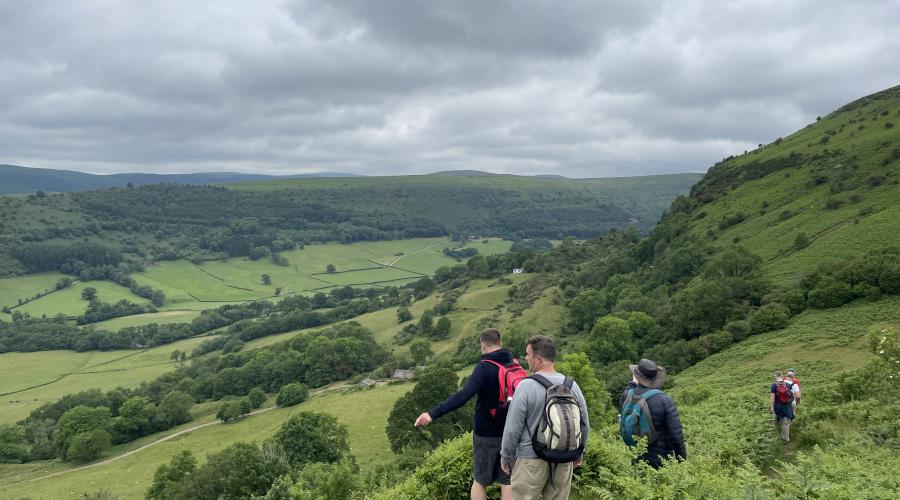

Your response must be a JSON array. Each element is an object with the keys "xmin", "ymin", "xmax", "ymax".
[
  {"xmin": 113, "ymin": 396, "xmax": 157, "ymax": 442},
  {"xmin": 275, "ymin": 382, "xmax": 309, "ymax": 407},
  {"xmin": 261, "ymin": 273, "xmax": 271, "ymax": 285},
  {"xmin": 217, "ymin": 400, "xmax": 247, "ymax": 423},
  {"xmin": 386, "ymin": 367, "xmax": 472, "ymax": 453},
  {"xmin": 65, "ymin": 429, "xmax": 111, "ymax": 463},
  {"xmin": 326, "ymin": 264, "xmax": 337, "ymax": 274},
  {"xmin": 151, "ymin": 290, "xmax": 166, "ymax": 307},
  {"xmin": 146, "ymin": 450, "xmax": 197, "ymax": 500},
  {"xmin": 0, "ymin": 424, "xmax": 29, "ymax": 463},
  {"xmin": 247, "ymin": 387, "xmax": 266, "ymax": 409},
  {"xmin": 273, "ymin": 411, "xmax": 351, "ymax": 467},
  {"xmin": 409, "ymin": 338, "xmax": 433, "ymax": 366},
  {"xmin": 397, "ymin": 306, "xmax": 413, "ymax": 323},
  {"xmin": 55, "ymin": 405, "xmax": 111, "ymax": 460},
  {"xmin": 568, "ymin": 289, "xmax": 606, "ymax": 332},
  {"xmin": 157, "ymin": 390, "xmax": 193, "ymax": 428},
  {"xmin": 177, "ymin": 442, "xmax": 289, "ymax": 500},
  {"xmin": 556, "ymin": 352, "xmax": 611, "ymax": 425},
  {"xmin": 589, "ymin": 315, "xmax": 637, "ymax": 365},
  {"xmin": 417, "ymin": 309, "xmax": 434, "ymax": 336},
  {"xmin": 431, "ymin": 316, "xmax": 451, "ymax": 340},
  {"xmin": 170, "ymin": 350, "xmax": 182, "ymax": 363},
  {"xmin": 81, "ymin": 287, "xmax": 97, "ymax": 301}
]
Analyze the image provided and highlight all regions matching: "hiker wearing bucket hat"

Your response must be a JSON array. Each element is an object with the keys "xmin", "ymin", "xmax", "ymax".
[{"xmin": 618, "ymin": 359, "xmax": 687, "ymax": 468}]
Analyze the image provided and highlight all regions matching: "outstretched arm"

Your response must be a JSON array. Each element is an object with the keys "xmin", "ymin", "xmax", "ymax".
[{"xmin": 415, "ymin": 364, "xmax": 484, "ymax": 427}]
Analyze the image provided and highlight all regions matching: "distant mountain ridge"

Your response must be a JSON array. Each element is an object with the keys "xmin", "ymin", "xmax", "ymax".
[{"xmin": 0, "ymin": 164, "xmax": 361, "ymax": 194}]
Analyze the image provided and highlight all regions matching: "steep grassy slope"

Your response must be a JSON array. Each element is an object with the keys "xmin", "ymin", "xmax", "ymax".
[{"xmin": 685, "ymin": 85, "xmax": 900, "ymax": 285}]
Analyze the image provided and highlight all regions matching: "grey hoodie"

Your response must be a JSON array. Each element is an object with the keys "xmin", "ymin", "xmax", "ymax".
[{"xmin": 500, "ymin": 371, "xmax": 590, "ymax": 465}]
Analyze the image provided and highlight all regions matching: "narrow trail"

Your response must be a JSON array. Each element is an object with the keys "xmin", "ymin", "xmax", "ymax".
[{"xmin": 7, "ymin": 383, "xmax": 353, "ymax": 486}]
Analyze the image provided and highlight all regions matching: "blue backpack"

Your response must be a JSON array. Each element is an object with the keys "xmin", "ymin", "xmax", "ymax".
[{"xmin": 619, "ymin": 388, "xmax": 661, "ymax": 447}]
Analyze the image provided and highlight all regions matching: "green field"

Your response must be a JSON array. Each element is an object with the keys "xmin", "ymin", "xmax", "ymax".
[
  {"xmin": 91, "ymin": 309, "xmax": 203, "ymax": 330},
  {"xmin": 12, "ymin": 280, "xmax": 152, "ymax": 318},
  {"xmin": 0, "ymin": 272, "xmax": 67, "ymax": 310},
  {"xmin": 0, "ymin": 334, "xmax": 220, "ymax": 424},
  {"xmin": 0, "ymin": 382, "xmax": 413, "ymax": 499}
]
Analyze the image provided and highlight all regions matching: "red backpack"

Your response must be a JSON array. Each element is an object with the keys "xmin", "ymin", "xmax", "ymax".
[
  {"xmin": 775, "ymin": 381, "xmax": 794, "ymax": 404},
  {"xmin": 483, "ymin": 359, "xmax": 528, "ymax": 422}
]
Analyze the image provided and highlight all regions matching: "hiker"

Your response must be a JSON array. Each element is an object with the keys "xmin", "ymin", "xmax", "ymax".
[
  {"xmin": 414, "ymin": 328, "xmax": 524, "ymax": 500},
  {"xmin": 770, "ymin": 370, "xmax": 796, "ymax": 442},
  {"xmin": 618, "ymin": 359, "xmax": 686, "ymax": 469},
  {"xmin": 499, "ymin": 335, "xmax": 589, "ymax": 500},
  {"xmin": 786, "ymin": 369, "xmax": 801, "ymax": 415}
]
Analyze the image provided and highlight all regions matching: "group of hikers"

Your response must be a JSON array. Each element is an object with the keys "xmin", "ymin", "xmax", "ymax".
[{"xmin": 413, "ymin": 328, "xmax": 687, "ymax": 500}]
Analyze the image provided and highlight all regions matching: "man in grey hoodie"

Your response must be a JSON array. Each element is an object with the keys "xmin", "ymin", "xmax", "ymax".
[{"xmin": 499, "ymin": 335, "xmax": 589, "ymax": 500}]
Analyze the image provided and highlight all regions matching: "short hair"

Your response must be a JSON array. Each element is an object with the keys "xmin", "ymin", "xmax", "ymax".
[
  {"xmin": 526, "ymin": 335, "xmax": 556, "ymax": 362},
  {"xmin": 785, "ymin": 372, "xmax": 795, "ymax": 379},
  {"xmin": 480, "ymin": 328, "xmax": 502, "ymax": 346},
  {"xmin": 774, "ymin": 370, "xmax": 783, "ymax": 378}
]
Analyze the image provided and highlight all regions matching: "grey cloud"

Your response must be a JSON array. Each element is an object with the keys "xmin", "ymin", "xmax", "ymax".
[{"xmin": 0, "ymin": 1, "xmax": 898, "ymax": 177}]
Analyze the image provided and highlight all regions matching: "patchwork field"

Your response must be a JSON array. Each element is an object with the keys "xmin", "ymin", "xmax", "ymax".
[
  {"xmin": 0, "ymin": 334, "xmax": 220, "ymax": 424},
  {"xmin": 0, "ymin": 367, "xmax": 479, "ymax": 499}
]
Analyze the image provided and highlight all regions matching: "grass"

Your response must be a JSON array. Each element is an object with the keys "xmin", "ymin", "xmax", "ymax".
[
  {"xmin": 684, "ymin": 86, "xmax": 900, "ymax": 287},
  {"xmin": 0, "ymin": 383, "xmax": 413, "ymax": 499},
  {"xmin": 0, "ymin": 272, "xmax": 67, "ymax": 310},
  {"xmin": 675, "ymin": 296, "xmax": 893, "ymax": 395},
  {"xmin": 91, "ymin": 309, "xmax": 203, "ymax": 330},
  {"xmin": 0, "ymin": 334, "xmax": 220, "ymax": 424},
  {"xmin": 14, "ymin": 280, "xmax": 152, "ymax": 318}
]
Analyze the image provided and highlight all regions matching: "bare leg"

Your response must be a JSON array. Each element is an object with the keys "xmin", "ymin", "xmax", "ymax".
[
  {"xmin": 500, "ymin": 484, "xmax": 512, "ymax": 500},
  {"xmin": 471, "ymin": 481, "xmax": 487, "ymax": 500}
]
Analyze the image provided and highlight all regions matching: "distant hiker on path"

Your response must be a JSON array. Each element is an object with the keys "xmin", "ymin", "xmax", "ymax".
[
  {"xmin": 415, "ymin": 328, "xmax": 525, "ymax": 500},
  {"xmin": 618, "ymin": 358, "xmax": 686, "ymax": 469},
  {"xmin": 770, "ymin": 370, "xmax": 796, "ymax": 442},
  {"xmin": 500, "ymin": 335, "xmax": 589, "ymax": 500},
  {"xmin": 786, "ymin": 369, "xmax": 801, "ymax": 415}
]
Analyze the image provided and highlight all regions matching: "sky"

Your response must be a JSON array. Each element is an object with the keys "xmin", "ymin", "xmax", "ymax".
[{"xmin": 2, "ymin": 0, "xmax": 899, "ymax": 178}]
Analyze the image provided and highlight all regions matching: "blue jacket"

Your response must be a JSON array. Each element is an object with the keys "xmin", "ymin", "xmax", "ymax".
[{"xmin": 428, "ymin": 348, "xmax": 514, "ymax": 437}]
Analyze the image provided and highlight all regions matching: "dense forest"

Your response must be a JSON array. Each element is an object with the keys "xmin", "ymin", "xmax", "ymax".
[{"xmin": 0, "ymin": 174, "xmax": 698, "ymax": 277}]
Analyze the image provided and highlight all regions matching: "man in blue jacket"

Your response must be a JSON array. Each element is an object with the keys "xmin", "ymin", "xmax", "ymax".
[{"xmin": 415, "ymin": 328, "xmax": 514, "ymax": 500}]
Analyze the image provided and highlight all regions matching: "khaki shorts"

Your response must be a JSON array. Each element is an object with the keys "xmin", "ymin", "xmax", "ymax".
[{"xmin": 511, "ymin": 458, "xmax": 573, "ymax": 500}]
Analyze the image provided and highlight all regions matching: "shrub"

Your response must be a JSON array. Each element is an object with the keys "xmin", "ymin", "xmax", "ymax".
[
  {"xmin": 273, "ymin": 411, "xmax": 351, "ymax": 467},
  {"xmin": 793, "ymin": 232, "xmax": 810, "ymax": 250},
  {"xmin": 824, "ymin": 198, "xmax": 845, "ymax": 210},
  {"xmin": 807, "ymin": 279, "xmax": 853, "ymax": 308},
  {"xmin": 748, "ymin": 303, "xmax": 791, "ymax": 334},
  {"xmin": 275, "ymin": 383, "xmax": 309, "ymax": 407},
  {"xmin": 66, "ymin": 429, "xmax": 111, "ymax": 463}
]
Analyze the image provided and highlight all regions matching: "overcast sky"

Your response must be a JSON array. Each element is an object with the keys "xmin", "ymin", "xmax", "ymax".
[{"xmin": 2, "ymin": 1, "xmax": 899, "ymax": 178}]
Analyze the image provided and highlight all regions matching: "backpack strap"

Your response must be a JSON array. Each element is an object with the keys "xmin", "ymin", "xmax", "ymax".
[
  {"xmin": 563, "ymin": 377, "xmax": 573, "ymax": 389},
  {"xmin": 639, "ymin": 389, "xmax": 662, "ymax": 400},
  {"xmin": 528, "ymin": 374, "xmax": 553, "ymax": 389}
]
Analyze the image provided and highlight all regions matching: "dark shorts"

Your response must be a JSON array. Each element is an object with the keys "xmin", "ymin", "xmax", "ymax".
[{"xmin": 473, "ymin": 434, "xmax": 511, "ymax": 486}]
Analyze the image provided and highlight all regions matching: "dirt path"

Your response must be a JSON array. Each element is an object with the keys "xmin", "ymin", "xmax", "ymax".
[{"xmin": 11, "ymin": 383, "xmax": 353, "ymax": 485}]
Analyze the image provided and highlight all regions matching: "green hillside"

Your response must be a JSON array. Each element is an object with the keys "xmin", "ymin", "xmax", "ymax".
[{"xmin": 685, "ymin": 85, "xmax": 900, "ymax": 284}]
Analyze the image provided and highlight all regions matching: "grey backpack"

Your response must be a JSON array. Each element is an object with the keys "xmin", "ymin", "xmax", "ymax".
[{"xmin": 529, "ymin": 374, "xmax": 584, "ymax": 463}]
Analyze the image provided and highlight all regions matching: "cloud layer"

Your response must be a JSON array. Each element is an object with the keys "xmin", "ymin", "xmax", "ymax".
[{"xmin": 2, "ymin": 0, "xmax": 899, "ymax": 177}]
